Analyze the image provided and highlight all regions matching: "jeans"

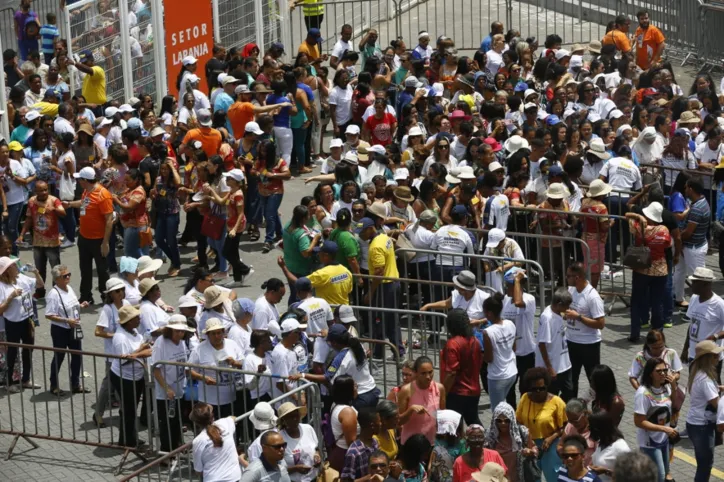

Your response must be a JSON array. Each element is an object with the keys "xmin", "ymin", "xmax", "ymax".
[
  {"xmin": 687, "ymin": 422, "xmax": 716, "ymax": 482},
  {"xmin": 641, "ymin": 444, "xmax": 669, "ymax": 482},
  {"xmin": 33, "ymin": 246, "xmax": 61, "ymax": 289},
  {"xmin": 549, "ymin": 368, "xmax": 574, "ymax": 402},
  {"xmin": 663, "ymin": 259, "xmax": 674, "ymax": 324},
  {"xmin": 18, "ymin": 39, "xmax": 37, "ymax": 61},
  {"xmin": 207, "ymin": 224, "xmax": 228, "ymax": 273},
  {"xmin": 78, "ymin": 234, "xmax": 109, "ymax": 303},
  {"xmin": 157, "ymin": 398, "xmax": 184, "ymax": 452},
  {"xmin": 567, "ymin": 341, "xmax": 601, "ymax": 398},
  {"xmin": 5, "ymin": 318, "xmax": 34, "ymax": 384},
  {"xmin": 110, "ymin": 372, "xmax": 144, "ymax": 447},
  {"xmin": 446, "ymin": 393, "xmax": 481, "ymax": 425},
  {"xmin": 534, "ymin": 437, "xmax": 562, "ymax": 482},
  {"xmin": 630, "ymin": 272, "xmax": 667, "ymax": 338},
  {"xmin": 58, "ymin": 204, "xmax": 76, "ymax": 244},
  {"xmin": 273, "ymin": 126, "xmax": 293, "ymax": 163},
  {"xmin": 222, "ymin": 232, "xmax": 251, "ymax": 281},
  {"xmin": 49, "ymin": 324, "xmax": 82, "ymax": 390},
  {"xmin": 606, "ymin": 195, "xmax": 629, "ymax": 264},
  {"xmin": 291, "ymin": 126, "xmax": 308, "ymax": 168},
  {"xmin": 123, "ymin": 226, "xmax": 150, "ymax": 258},
  {"xmin": 260, "ymin": 193, "xmax": 283, "ymax": 244},
  {"xmin": 155, "ymin": 213, "xmax": 181, "ymax": 268},
  {"xmin": 4, "ymin": 202, "xmax": 23, "ymax": 255},
  {"xmin": 245, "ymin": 175, "xmax": 261, "ymax": 226},
  {"xmin": 487, "ymin": 374, "xmax": 517, "ymax": 412}
]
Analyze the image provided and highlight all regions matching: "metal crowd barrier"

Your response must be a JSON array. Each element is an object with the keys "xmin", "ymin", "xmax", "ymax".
[{"xmin": 0, "ymin": 342, "xmax": 150, "ymax": 474}]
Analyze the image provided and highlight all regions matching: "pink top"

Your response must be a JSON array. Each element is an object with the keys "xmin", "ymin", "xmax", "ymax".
[{"xmin": 400, "ymin": 381, "xmax": 441, "ymax": 444}]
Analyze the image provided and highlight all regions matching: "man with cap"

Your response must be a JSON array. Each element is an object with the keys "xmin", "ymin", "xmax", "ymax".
[
  {"xmin": 522, "ymin": 102, "xmax": 541, "ymax": 130},
  {"xmin": 62, "ymin": 166, "xmax": 113, "ymax": 304},
  {"xmin": 277, "ymin": 240, "xmax": 354, "ymax": 307},
  {"xmin": 483, "ymin": 228, "xmax": 524, "ymax": 293},
  {"xmin": 298, "ymin": 28, "xmax": 327, "ymax": 64},
  {"xmin": 343, "ymin": 125, "xmax": 371, "ymax": 164},
  {"xmin": 270, "ymin": 318, "xmax": 304, "ymax": 403},
  {"xmin": 180, "ymin": 108, "xmax": 222, "ymax": 158},
  {"xmin": 396, "ymin": 77, "xmax": 426, "ymax": 121},
  {"xmin": 213, "ymin": 75, "xmax": 240, "ymax": 137},
  {"xmin": 68, "ymin": 49, "xmax": 106, "ymax": 108},
  {"xmin": 293, "ymin": 276, "xmax": 334, "ymax": 361},
  {"xmin": 683, "ymin": 268, "xmax": 724, "ymax": 369},
  {"xmin": 321, "ymin": 138, "xmax": 344, "ymax": 174},
  {"xmin": 228, "ymin": 85, "xmax": 287, "ymax": 141}
]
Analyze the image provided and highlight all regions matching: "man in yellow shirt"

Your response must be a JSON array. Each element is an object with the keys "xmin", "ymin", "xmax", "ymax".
[
  {"xmin": 69, "ymin": 49, "xmax": 106, "ymax": 107},
  {"xmin": 277, "ymin": 241, "xmax": 353, "ymax": 306},
  {"xmin": 297, "ymin": 28, "xmax": 328, "ymax": 66},
  {"xmin": 601, "ymin": 15, "xmax": 632, "ymax": 54},
  {"xmin": 358, "ymin": 217, "xmax": 402, "ymax": 358}
]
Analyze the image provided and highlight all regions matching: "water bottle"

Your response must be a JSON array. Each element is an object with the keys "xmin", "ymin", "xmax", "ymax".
[
  {"xmin": 167, "ymin": 399, "xmax": 176, "ymax": 418},
  {"xmin": 20, "ymin": 263, "xmax": 35, "ymax": 273},
  {"xmin": 143, "ymin": 329, "xmax": 153, "ymax": 344}
]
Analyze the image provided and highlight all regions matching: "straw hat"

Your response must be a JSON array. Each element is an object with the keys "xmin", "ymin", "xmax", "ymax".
[
  {"xmin": 277, "ymin": 402, "xmax": 308, "ymax": 421},
  {"xmin": 688, "ymin": 267, "xmax": 718, "ymax": 282},
  {"xmin": 138, "ymin": 278, "xmax": 160, "ymax": 296},
  {"xmin": 77, "ymin": 123, "xmax": 94, "ymax": 137},
  {"xmin": 137, "ymin": 256, "xmax": 163, "ymax": 276},
  {"xmin": 203, "ymin": 286, "xmax": 229, "ymax": 309},
  {"xmin": 166, "ymin": 314, "xmax": 196, "ymax": 332},
  {"xmin": 586, "ymin": 179, "xmax": 613, "ymax": 198},
  {"xmin": 546, "ymin": 183, "xmax": 569, "ymax": 200},
  {"xmin": 693, "ymin": 340, "xmax": 724, "ymax": 362},
  {"xmin": 104, "ymin": 277, "xmax": 126, "ymax": 293},
  {"xmin": 367, "ymin": 202, "xmax": 387, "ymax": 219},
  {"xmin": 118, "ymin": 305, "xmax": 141, "ymax": 325},
  {"xmin": 202, "ymin": 317, "xmax": 225, "ymax": 334},
  {"xmin": 471, "ymin": 463, "xmax": 507, "ymax": 482},
  {"xmin": 393, "ymin": 186, "xmax": 414, "ymax": 203},
  {"xmin": 588, "ymin": 40, "xmax": 602, "ymax": 54},
  {"xmin": 587, "ymin": 138, "xmax": 612, "ymax": 160},
  {"xmin": 678, "ymin": 111, "xmax": 701, "ymax": 126}
]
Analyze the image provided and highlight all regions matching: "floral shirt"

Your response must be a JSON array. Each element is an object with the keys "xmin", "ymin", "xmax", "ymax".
[
  {"xmin": 27, "ymin": 195, "xmax": 62, "ymax": 247},
  {"xmin": 580, "ymin": 198, "xmax": 609, "ymax": 242},
  {"xmin": 153, "ymin": 176, "xmax": 180, "ymax": 216},
  {"xmin": 119, "ymin": 185, "xmax": 148, "ymax": 228}
]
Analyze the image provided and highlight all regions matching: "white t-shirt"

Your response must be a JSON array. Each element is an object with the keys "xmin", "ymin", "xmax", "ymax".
[
  {"xmin": 451, "ymin": 289, "xmax": 489, "ymax": 321},
  {"xmin": 599, "ymin": 157, "xmax": 642, "ymax": 192},
  {"xmin": 123, "ymin": 278, "xmax": 142, "ymax": 305},
  {"xmin": 189, "ymin": 339, "xmax": 244, "ymax": 406},
  {"xmin": 405, "ymin": 223, "xmax": 436, "ymax": 264},
  {"xmin": 634, "ymin": 384, "xmax": 672, "ymax": 447},
  {"xmin": 0, "ymin": 276, "xmax": 36, "ymax": 322},
  {"xmin": 282, "ymin": 424, "xmax": 319, "ymax": 482},
  {"xmin": 591, "ymin": 439, "xmax": 631, "ymax": 482},
  {"xmin": 297, "ymin": 297, "xmax": 333, "ymax": 335},
  {"xmin": 717, "ymin": 395, "xmax": 724, "ymax": 426},
  {"xmin": 361, "ymin": 104, "xmax": 396, "ymax": 123},
  {"xmin": 660, "ymin": 150, "xmax": 696, "ymax": 188},
  {"xmin": 329, "ymin": 85, "xmax": 354, "ymax": 125},
  {"xmin": 139, "ymin": 299, "xmax": 169, "ymax": 336},
  {"xmin": 111, "ymin": 328, "xmax": 146, "ymax": 380},
  {"xmin": 331, "ymin": 349, "xmax": 376, "ymax": 394},
  {"xmin": 192, "ymin": 417, "xmax": 242, "ymax": 481},
  {"xmin": 227, "ymin": 323, "xmax": 252, "ymax": 355},
  {"xmin": 331, "ymin": 199, "xmax": 354, "ymax": 220},
  {"xmin": 502, "ymin": 293, "xmax": 536, "ymax": 356},
  {"xmin": 687, "ymin": 294, "xmax": 724, "ymax": 360},
  {"xmin": 484, "ymin": 320, "xmax": 518, "ymax": 380},
  {"xmin": 486, "ymin": 50, "xmax": 504, "ymax": 74},
  {"xmin": 687, "ymin": 371, "xmax": 720, "ymax": 425},
  {"xmin": 321, "ymin": 156, "xmax": 340, "ymax": 175},
  {"xmin": 1, "ymin": 160, "xmax": 32, "ymax": 205},
  {"xmin": 566, "ymin": 284, "xmax": 605, "ymax": 344},
  {"xmin": 252, "ymin": 296, "xmax": 280, "ymax": 330},
  {"xmin": 431, "ymin": 224, "xmax": 474, "ymax": 266},
  {"xmin": 151, "ymin": 336, "xmax": 189, "ymax": 400},
  {"xmin": 693, "ymin": 142, "xmax": 722, "ymax": 190},
  {"xmin": 96, "ymin": 301, "xmax": 130, "ymax": 354},
  {"xmin": 628, "ymin": 347, "xmax": 683, "ymax": 382},
  {"xmin": 178, "ymin": 106, "xmax": 196, "ymax": 126},
  {"xmin": 45, "ymin": 285, "xmax": 81, "ymax": 329},
  {"xmin": 270, "ymin": 342, "xmax": 298, "ymax": 399},
  {"xmin": 242, "ymin": 352, "xmax": 272, "ymax": 399},
  {"xmin": 487, "ymin": 193, "xmax": 510, "ymax": 230},
  {"xmin": 535, "ymin": 306, "xmax": 571, "ymax": 374},
  {"xmin": 331, "ymin": 39, "xmax": 351, "ymax": 60}
]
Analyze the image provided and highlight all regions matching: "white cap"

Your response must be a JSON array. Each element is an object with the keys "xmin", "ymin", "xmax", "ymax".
[
  {"xmin": 178, "ymin": 295, "xmax": 199, "ymax": 309},
  {"xmin": 524, "ymin": 102, "xmax": 538, "ymax": 111},
  {"xmin": 73, "ymin": 166, "xmax": 96, "ymax": 180},
  {"xmin": 181, "ymin": 55, "xmax": 198, "ymax": 66},
  {"xmin": 555, "ymin": 49, "xmax": 571, "ymax": 60},
  {"xmin": 186, "ymin": 74, "xmax": 201, "ymax": 84},
  {"xmin": 457, "ymin": 166, "xmax": 476, "ymax": 179},
  {"xmin": 281, "ymin": 318, "xmax": 302, "ymax": 334},
  {"xmin": 222, "ymin": 169, "xmax": 245, "ymax": 183},
  {"xmin": 486, "ymin": 228, "xmax": 506, "ymax": 247},
  {"xmin": 25, "ymin": 110, "xmax": 41, "ymax": 121},
  {"xmin": 217, "ymin": 73, "xmax": 228, "ymax": 84},
  {"xmin": 222, "ymin": 76, "xmax": 240, "ymax": 86},
  {"xmin": 408, "ymin": 126, "xmax": 424, "ymax": 137},
  {"xmin": 569, "ymin": 55, "xmax": 583, "ymax": 70},
  {"xmin": 244, "ymin": 121, "xmax": 264, "ymax": 135},
  {"xmin": 431, "ymin": 82, "xmax": 444, "ymax": 97},
  {"xmin": 394, "ymin": 168, "xmax": 410, "ymax": 180},
  {"xmin": 366, "ymin": 144, "xmax": 386, "ymax": 155},
  {"xmin": 524, "ymin": 89, "xmax": 538, "ymax": 100},
  {"xmin": 98, "ymin": 117, "xmax": 113, "ymax": 128},
  {"xmin": 329, "ymin": 138, "xmax": 344, "ymax": 149},
  {"xmin": 608, "ymin": 109, "xmax": 624, "ymax": 119},
  {"xmin": 345, "ymin": 124, "xmax": 360, "ymax": 135},
  {"xmin": 118, "ymin": 104, "xmax": 134, "ymax": 113},
  {"xmin": 342, "ymin": 152, "xmax": 359, "ymax": 165},
  {"xmin": 104, "ymin": 106, "xmax": 119, "ymax": 117},
  {"xmin": 488, "ymin": 161, "xmax": 504, "ymax": 172}
]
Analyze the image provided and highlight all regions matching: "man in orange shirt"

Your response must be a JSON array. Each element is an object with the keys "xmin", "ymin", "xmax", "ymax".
[
  {"xmin": 227, "ymin": 84, "xmax": 287, "ymax": 140},
  {"xmin": 634, "ymin": 9, "xmax": 665, "ymax": 70},
  {"xmin": 180, "ymin": 108, "xmax": 222, "ymax": 158},
  {"xmin": 601, "ymin": 15, "xmax": 632, "ymax": 54},
  {"xmin": 61, "ymin": 167, "xmax": 114, "ymax": 304}
]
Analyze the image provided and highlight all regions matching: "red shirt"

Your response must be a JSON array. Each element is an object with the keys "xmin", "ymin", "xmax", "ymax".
[
  {"xmin": 126, "ymin": 144, "xmax": 143, "ymax": 168},
  {"xmin": 452, "ymin": 451, "xmax": 507, "ymax": 482},
  {"xmin": 441, "ymin": 336, "xmax": 482, "ymax": 396},
  {"xmin": 226, "ymin": 190, "xmax": 246, "ymax": 231},
  {"xmin": 28, "ymin": 195, "xmax": 62, "ymax": 247},
  {"xmin": 365, "ymin": 113, "xmax": 396, "ymax": 146}
]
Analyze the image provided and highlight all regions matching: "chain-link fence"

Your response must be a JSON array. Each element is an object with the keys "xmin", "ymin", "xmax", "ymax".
[{"xmin": 127, "ymin": 0, "xmax": 157, "ymax": 99}]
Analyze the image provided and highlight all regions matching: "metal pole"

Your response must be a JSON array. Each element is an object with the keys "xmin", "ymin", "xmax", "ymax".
[
  {"xmin": 118, "ymin": 0, "xmax": 135, "ymax": 101},
  {"xmin": 152, "ymin": 0, "xmax": 168, "ymax": 105}
]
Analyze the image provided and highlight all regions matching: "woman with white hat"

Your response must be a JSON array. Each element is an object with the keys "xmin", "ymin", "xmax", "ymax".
[
  {"xmin": 151, "ymin": 314, "xmax": 195, "ymax": 452},
  {"xmin": 188, "ymin": 318, "xmax": 244, "ymax": 418},
  {"xmin": 198, "ymin": 285, "xmax": 236, "ymax": 337},
  {"xmin": 530, "ymin": 182, "xmax": 571, "ymax": 287},
  {"xmin": 625, "ymin": 203, "xmax": 671, "ymax": 342},
  {"xmin": 278, "ymin": 402, "xmax": 321, "ymax": 482},
  {"xmin": 138, "ymin": 278, "xmax": 169, "ymax": 339},
  {"xmin": 580, "ymin": 179, "xmax": 614, "ymax": 288},
  {"xmin": 110, "ymin": 305, "xmax": 152, "ymax": 448},
  {"xmin": 242, "ymin": 401, "xmax": 279, "ymax": 465},
  {"xmin": 94, "ymin": 277, "xmax": 129, "ymax": 427}
]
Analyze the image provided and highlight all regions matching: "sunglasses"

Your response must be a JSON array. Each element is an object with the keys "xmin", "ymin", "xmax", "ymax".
[
  {"xmin": 561, "ymin": 453, "xmax": 582, "ymax": 460},
  {"xmin": 370, "ymin": 463, "xmax": 387, "ymax": 470},
  {"xmin": 437, "ymin": 144, "xmax": 450, "ymax": 149},
  {"xmin": 529, "ymin": 386, "xmax": 547, "ymax": 393},
  {"xmin": 62, "ymin": 273, "xmax": 72, "ymax": 279},
  {"xmin": 265, "ymin": 442, "xmax": 287, "ymax": 450}
]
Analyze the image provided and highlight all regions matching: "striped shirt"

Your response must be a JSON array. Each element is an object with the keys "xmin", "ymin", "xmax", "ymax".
[
  {"xmin": 685, "ymin": 197, "xmax": 710, "ymax": 248},
  {"xmin": 556, "ymin": 467, "xmax": 603, "ymax": 482},
  {"xmin": 39, "ymin": 24, "xmax": 59, "ymax": 55}
]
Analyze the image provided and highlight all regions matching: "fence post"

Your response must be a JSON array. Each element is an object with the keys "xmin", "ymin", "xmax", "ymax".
[
  {"xmin": 278, "ymin": 0, "xmax": 293, "ymax": 62},
  {"xmin": 152, "ymin": 0, "xmax": 168, "ymax": 105},
  {"xmin": 0, "ymin": 34, "xmax": 7, "ymax": 141},
  {"xmin": 212, "ymin": 0, "xmax": 221, "ymax": 42},
  {"xmin": 118, "ymin": 0, "xmax": 135, "ymax": 102},
  {"xmin": 254, "ymin": 0, "xmax": 266, "ymax": 57},
  {"xmin": 363, "ymin": 0, "xmax": 373, "ymax": 33}
]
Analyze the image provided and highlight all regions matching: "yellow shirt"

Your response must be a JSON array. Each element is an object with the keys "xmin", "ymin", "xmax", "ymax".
[
  {"xmin": 297, "ymin": 41, "xmax": 321, "ymax": 60},
  {"xmin": 82, "ymin": 65, "xmax": 107, "ymax": 105},
  {"xmin": 307, "ymin": 264, "xmax": 353, "ymax": 306},
  {"xmin": 369, "ymin": 234, "xmax": 398, "ymax": 282},
  {"xmin": 31, "ymin": 101, "xmax": 59, "ymax": 117},
  {"xmin": 515, "ymin": 393, "xmax": 567, "ymax": 440},
  {"xmin": 374, "ymin": 429, "xmax": 398, "ymax": 460}
]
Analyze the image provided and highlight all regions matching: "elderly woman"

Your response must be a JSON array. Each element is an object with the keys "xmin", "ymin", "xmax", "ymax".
[
  {"xmin": 112, "ymin": 169, "xmax": 150, "ymax": 258},
  {"xmin": 111, "ymin": 305, "xmax": 152, "ymax": 448},
  {"xmin": 452, "ymin": 425, "xmax": 507, "ymax": 482},
  {"xmin": 376, "ymin": 399, "xmax": 400, "ymax": 460},
  {"xmin": 138, "ymin": 278, "xmax": 170, "ymax": 339},
  {"xmin": 560, "ymin": 398, "xmax": 596, "ymax": 467},
  {"xmin": 278, "ymin": 402, "xmax": 321, "ymax": 482},
  {"xmin": 45, "ymin": 264, "xmax": 90, "ymax": 396},
  {"xmin": 484, "ymin": 402, "xmax": 537, "ymax": 482},
  {"xmin": 515, "ymin": 367, "xmax": 567, "ymax": 482},
  {"xmin": 119, "ymin": 256, "xmax": 141, "ymax": 305},
  {"xmin": 0, "ymin": 256, "xmax": 43, "ymax": 391},
  {"xmin": 198, "ymin": 285, "xmax": 236, "ymax": 337},
  {"xmin": 151, "ymin": 314, "xmax": 195, "ymax": 453}
]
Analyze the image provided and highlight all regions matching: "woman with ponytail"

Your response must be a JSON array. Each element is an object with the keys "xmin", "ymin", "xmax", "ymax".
[
  {"xmin": 190, "ymin": 402, "xmax": 242, "ymax": 480},
  {"xmin": 482, "ymin": 293, "xmax": 518, "ymax": 411},
  {"xmin": 290, "ymin": 323, "xmax": 379, "ymax": 409}
]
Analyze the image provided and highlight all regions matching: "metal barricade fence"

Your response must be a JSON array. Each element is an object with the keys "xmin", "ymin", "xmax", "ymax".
[
  {"xmin": 214, "ymin": 0, "xmax": 258, "ymax": 54},
  {"xmin": 0, "ymin": 8, "xmax": 14, "ymax": 62},
  {"xmin": 639, "ymin": 162, "xmax": 718, "ymax": 223},
  {"xmin": 126, "ymin": 0, "xmax": 157, "ymax": 100},
  {"xmin": 0, "ymin": 30, "xmax": 9, "ymax": 141},
  {"xmin": 0, "ymin": 341, "xmax": 150, "ymax": 474}
]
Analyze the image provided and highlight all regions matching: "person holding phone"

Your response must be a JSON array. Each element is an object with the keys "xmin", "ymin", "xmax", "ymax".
[{"xmin": 279, "ymin": 402, "xmax": 321, "ymax": 482}]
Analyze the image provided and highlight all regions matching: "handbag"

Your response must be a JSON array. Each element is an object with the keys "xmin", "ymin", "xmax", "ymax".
[
  {"xmin": 59, "ymin": 173, "xmax": 76, "ymax": 201},
  {"xmin": 394, "ymin": 230, "xmax": 418, "ymax": 262},
  {"xmin": 623, "ymin": 221, "xmax": 652, "ymax": 270},
  {"xmin": 200, "ymin": 203, "xmax": 226, "ymax": 240},
  {"xmin": 139, "ymin": 225, "xmax": 153, "ymax": 247},
  {"xmin": 522, "ymin": 455, "xmax": 541, "ymax": 482}
]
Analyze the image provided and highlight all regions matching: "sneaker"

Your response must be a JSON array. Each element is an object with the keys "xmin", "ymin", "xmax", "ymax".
[
  {"xmin": 641, "ymin": 323, "xmax": 651, "ymax": 329},
  {"xmin": 60, "ymin": 239, "xmax": 75, "ymax": 249},
  {"xmin": 261, "ymin": 243, "xmax": 272, "ymax": 254},
  {"xmin": 241, "ymin": 268, "xmax": 255, "ymax": 285},
  {"xmin": 680, "ymin": 313, "xmax": 692, "ymax": 323},
  {"xmin": 663, "ymin": 321, "xmax": 673, "ymax": 328}
]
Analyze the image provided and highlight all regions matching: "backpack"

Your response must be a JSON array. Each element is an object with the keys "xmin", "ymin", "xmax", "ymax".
[{"xmin": 321, "ymin": 410, "xmax": 337, "ymax": 451}]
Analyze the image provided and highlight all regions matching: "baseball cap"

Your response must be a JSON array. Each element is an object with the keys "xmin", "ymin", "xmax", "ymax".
[
  {"xmin": 486, "ymin": 228, "xmax": 506, "ymax": 248},
  {"xmin": 295, "ymin": 277, "xmax": 313, "ymax": 292},
  {"xmin": 354, "ymin": 217, "xmax": 376, "ymax": 234},
  {"xmin": 451, "ymin": 204, "xmax": 469, "ymax": 216},
  {"xmin": 222, "ymin": 169, "xmax": 245, "ymax": 183},
  {"xmin": 488, "ymin": 161, "xmax": 504, "ymax": 172},
  {"xmin": 197, "ymin": 108, "xmax": 212, "ymax": 127},
  {"xmin": 127, "ymin": 117, "xmax": 142, "ymax": 130},
  {"xmin": 524, "ymin": 102, "xmax": 538, "ymax": 111},
  {"xmin": 548, "ymin": 164, "xmax": 564, "ymax": 177},
  {"xmin": 97, "ymin": 117, "xmax": 113, "ymax": 128},
  {"xmin": 235, "ymin": 84, "xmax": 251, "ymax": 95},
  {"xmin": 329, "ymin": 138, "xmax": 344, "ymax": 149},
  {"xmin": 7, "ymin": 141, "xmax": 23, "ymax": 152},
  {"xmin": 405, "ymin": 77, "xmax": 423, "ymax": 88},
  {"xmin": 504, "ymin": 267, "xmax": 527, "ymax": 284},
  {"xmin": 118, "ymin": 104, "xmax": 135, "ymax": 113},
  {"xmin": 514, "ymin": 83, "xmax": 527, "ymax": 93},
  {"xmin": 342, "ymin": 151, "xmax": 359, "ymax": 165},
  {"xmin": 394, "ymin": 168, "xmax": 410, "ymax": 180},
  {"xmin": 338, "ymin": 305, "xmax": 357, "ymax": 323},
  {"xmin": 281, "ymin": 318, "xmax": 302, "ymax": 334},
  {"xmin": 181, "ymin": 55, "xmax": 198, "ymax": 66},
  {"xmin": 271, "ymin": 42, "xmax": 285, "ymax": 52},
  {"xmin": 555, "ymin": 49, "xmax": 571, "ymax": 60},
  {"xmin": 245, "ymin": 121, "xmax": 264, "ymax": 135},
  {"xmin": 222, "ymin": 76, "xmax": 240, "ymax": 86},
  {"xmin": 313, "ymin": 240, "xmax": 338, "ymax": 255},
  {"xmin": 308, "ymin": 28, "xmax": 322, "ymax": 41},
  {"xmin": 104, "ymin": 106, "xmax": 119, "ymax": 117},
  {"xmin": 73, "ymin": 166, "xmax": 97, "ymax": 180},
  {"xmin": 345, "ymin": 124, "xmax": 360, "ymax": 135},
  {"xmin": 78, "ymin": 49, "xmax": 93, "ymax": 62},
  {"xmin": 25, "ymin": 110, "xmax": 41, "ymax": 122},
  {"xmin": 327, "ymin": 323, "xmax": 348, "ymax": 341}
]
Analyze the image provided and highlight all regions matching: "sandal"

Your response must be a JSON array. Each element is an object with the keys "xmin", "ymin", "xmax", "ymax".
[
  {"xmin": 72, "ymin": 386, "xmax": 92, "ymax": 394},
  {"xmin": 93, "ymin": 414, "xmax": 107, "ymax": 428},
  {"xmin": 50, "ymin": 388, "xmax": 66, "ymax": 396}
]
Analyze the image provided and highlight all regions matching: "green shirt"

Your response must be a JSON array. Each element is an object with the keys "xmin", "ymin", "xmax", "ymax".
[
  {"xmin": 329, "ymin": 228, "xmax": 360, "ymax": 270},
  {"xmin": 282, "ymin": 221, "xmax": 313, "ymax": 275}
]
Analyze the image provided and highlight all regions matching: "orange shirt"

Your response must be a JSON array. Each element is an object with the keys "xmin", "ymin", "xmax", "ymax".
[
  {"xmin": 182, "ymin": 127, "xmax": 223, "ymax": 158},
  {"xmin": 297, "ymin": 41, "xmax": 320, "ymax": 60},
  {"xmin": 228, "ymin": 101, "xmax": 255, "ymax": 140},
  {"xmin": 79, "ymin": 184, "xmax": 114, "ymax": 240},
  {"xmin": 634, "ymin": 25, "xmax": 665, "ymax": 70},
  {"xmin": 119, "ymin": 186, "xmax": 149, "ymax": 228},
  {"xmin": 601, "ymin": 29, "xmax": 632, "ymax": 53}
]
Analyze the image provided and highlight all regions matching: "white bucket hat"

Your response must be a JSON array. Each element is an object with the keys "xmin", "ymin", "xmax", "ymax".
[
  {"xmin": 166, "ymin": 314, "xmax": 196, "ymax": 332},
  {"xmin": 104, "ymin": 277, "xmax": 126, "ymax": 293},
  {"xmin": 137, "ymin": 256, "xmax": 163, "ymax": 276},
  {"xmin": 546, "ymin": 182, "xmax": 569, "ymax": 200},
  {"xmin": 504, "ymin": 135, "xmax": 530, "ymax": 158},
  {"xmin": 642, "ymin": 202, "xmax": 664, "ymax": 223},
  {"xmin": 250, "ymin": 402, "xmax": 277, "ymax": 430},
  {"xmin": 586, "ymin": 179, "xmax": 613, "ymax": 198},
  {"xmin": 587, "ymin": 138, "xmax": 612, "ymax": 160}
]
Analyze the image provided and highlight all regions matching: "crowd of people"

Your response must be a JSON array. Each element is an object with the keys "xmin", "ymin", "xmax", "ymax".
[{"xmin": 2, "ymin": 1, "xmax": 724, "ymax": 481}]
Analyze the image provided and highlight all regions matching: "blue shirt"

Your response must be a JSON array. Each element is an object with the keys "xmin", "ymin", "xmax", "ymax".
[
  {"xmin": 266, "ymin": 93, "xmax": 292, "ymax": 128},
  {"xmin": 668, "ymin": 191, "xmax": 688, "ymax": 230},
  {"xmin": 39, "ymin": 24, "xmax": 59, "ymax": 54},
  {"xmin": 481, "ymin": 34, "xmax": 493, "ymax": 52},
  {"xmin": 213, "ymin": 92, "xmax": 235, "ymax": 136},
  {"xmin": 396, "ymin": 91, "xmax": 413, "ymax": 120}
]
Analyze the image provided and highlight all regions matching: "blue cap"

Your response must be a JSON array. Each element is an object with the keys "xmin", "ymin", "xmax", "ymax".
[
  {"xmin": 327, "ymin": 323, "xmax": 348, "ymax": 341},
  {"xmin": 44, "ymin": 87, "xmax": 58, "ymax": 98},
  {"xmin": 504, "ymin": 267, "xmax": 527, "ymax": 284},
  {"xmin": 295, "ymin": 277, "xmax": 313, "ymax": 292},
  {"xmin": 673, "ymin": 128, "xmax": 689, "ymax": 138},
  {"xmin": 313, "ymin": 240, "xmax": 338, "ymax": 255},
  {"xmin": 271, "ymin": 42, "xmax": 285, "ymax": 52},
  {"xmin": 354, "ymin": 217, "xmax": 376, "ymax": 234},
  {"xmin": 546, "ymin": 115, "xmax": 560, "ymax": 126},
  {"xmin": 127, "ymin": 117, "xmax": 142, "ymax": 130},
  {"xmin": 514, "ymin": 83, "xmax": 527, "ymax": 93},
  {"xmin": 451, "ymin": 204, "xmax": 469, "ymax": 216},
  {"xmin": 548, "ymin": 164, "xmax": 564, "ymax": 176},
  {"xmin": 78, "ymin": 49, "xmax": 93, "ymax": 62},
  {"xmin": 308, "ymin": 28, "xmax": 323, "ymax": 42},
  {"xmin": 234, "ymin": 298, "xmax": 255, "ymax": 315}
]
